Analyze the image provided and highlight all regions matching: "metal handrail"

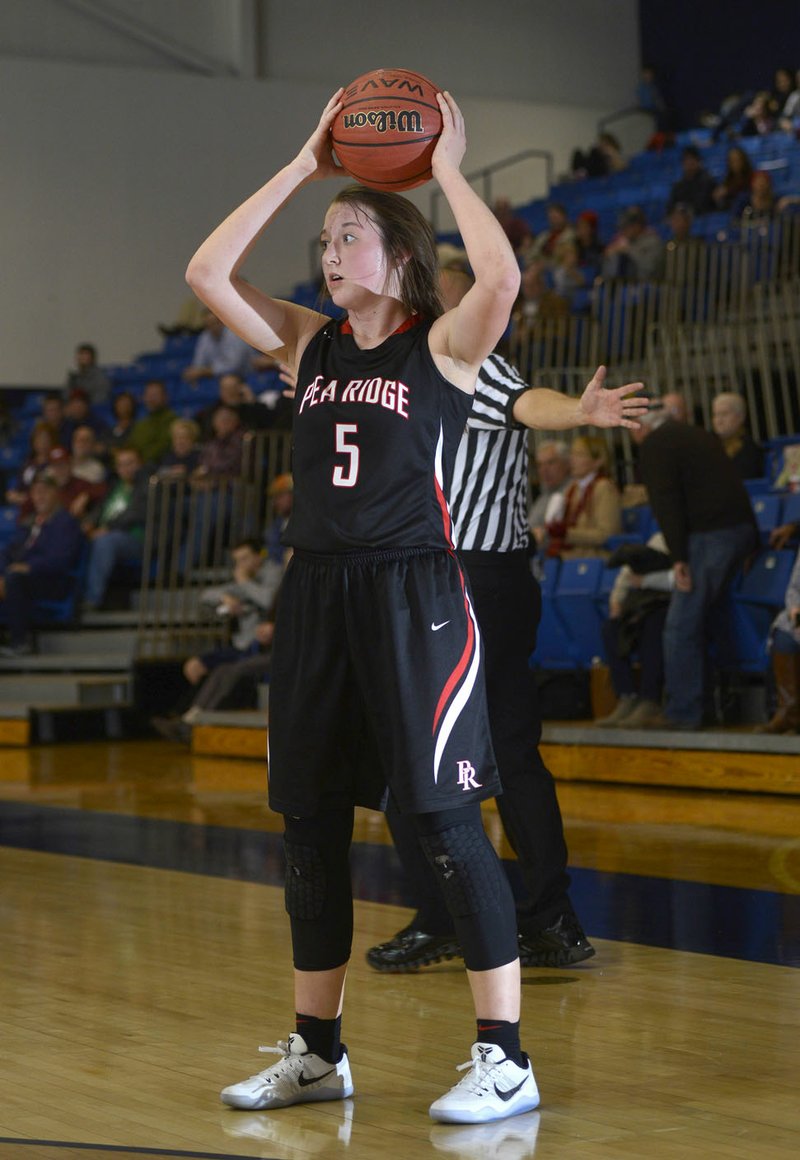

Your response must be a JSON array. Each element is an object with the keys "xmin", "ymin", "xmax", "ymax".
[
  {"xmin": 429, "ymin": 148, "xmax": 554, "ymax": 233},
  {"xmin": 597, "ymin": 106, "xmax": 656, "ymax": 135}
]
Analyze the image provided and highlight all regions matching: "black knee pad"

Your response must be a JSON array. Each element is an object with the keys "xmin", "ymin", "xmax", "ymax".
[
  {"xmin": 284, "ymin": 840, "xmax": 327, "ymax": 920},
  {"xmin": 418, "ymin": 822, "xmax": 508, "ymax": 917}
]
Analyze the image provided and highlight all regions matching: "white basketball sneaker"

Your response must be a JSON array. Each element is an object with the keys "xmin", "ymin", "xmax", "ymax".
[
  {"xmin": 220, "ymin": 1033, "xmax": 354, "ymax": 1110},
  {"xmin": 429, "ymin": 1042, "xmax": 540, "ymax": 1124}
]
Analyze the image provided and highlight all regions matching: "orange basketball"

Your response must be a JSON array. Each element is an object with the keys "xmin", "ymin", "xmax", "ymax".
[{"xmin": 331, "ymin": 68, "xmax": 442, "ymax": 192}]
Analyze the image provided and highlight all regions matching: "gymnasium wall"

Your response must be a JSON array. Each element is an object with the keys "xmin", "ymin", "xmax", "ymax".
[{"xmin": 2, "ymin": 0, "xmax": 640, "ymax": 386}]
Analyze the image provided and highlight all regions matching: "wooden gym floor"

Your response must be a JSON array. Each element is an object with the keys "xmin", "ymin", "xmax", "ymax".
[{"xmin": 0, "ymin": 739, "xmax": 798, "ymax": 1160}]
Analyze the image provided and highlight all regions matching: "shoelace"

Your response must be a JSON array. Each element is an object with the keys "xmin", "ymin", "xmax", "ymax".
[
  {"xmin": 451, "ymin": 1057, "xmax": 499, "ymax": 1093},
  {"xmin": 249, "ymin": 1041, "xmax": 299, "ymax": 1080}
]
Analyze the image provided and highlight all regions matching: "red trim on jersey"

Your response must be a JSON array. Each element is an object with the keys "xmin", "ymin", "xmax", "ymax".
[
  {"xmin": 432, "ymin": 562, "xmax": 475, "ymax": 734},
  {"xmin": 434, "ymin": 474, "xmax": 455, "ymax": 550},
  {"xmin": 340, "ymin": 313, "xmax": 422, "ymax": 337}
]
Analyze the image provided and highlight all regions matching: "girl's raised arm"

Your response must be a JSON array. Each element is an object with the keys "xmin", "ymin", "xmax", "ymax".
[
  {"xmin": 185, "ymin": 91, "xmax": 345, "ymax": 366},
  {"xmin": 428, "ymin": 92, "xmax": 520, "ymax": 378}
]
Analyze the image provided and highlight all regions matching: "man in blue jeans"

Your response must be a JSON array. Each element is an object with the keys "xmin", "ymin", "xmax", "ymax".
[{"xmin": 636, "ymin": 407, "xmax": 758, "ymax": 729}]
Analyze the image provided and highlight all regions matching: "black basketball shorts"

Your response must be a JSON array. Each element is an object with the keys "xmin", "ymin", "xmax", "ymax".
[{"xmin": 267, "ymin": 546, "xmax": 500, "ymax": 817}]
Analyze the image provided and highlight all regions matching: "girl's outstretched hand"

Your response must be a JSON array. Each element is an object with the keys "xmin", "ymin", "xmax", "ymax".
[
  {"xmin": 431, "ymin": 91, "xmax": 467, "ymax": 177},
  {"xmin": 294, "ymin": 89, "xmax": 347, "ymax": 180}
]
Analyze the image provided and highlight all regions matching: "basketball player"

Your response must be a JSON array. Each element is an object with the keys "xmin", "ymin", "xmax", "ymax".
[
  {"xmin": 186, "ymin": 89, "xmax": 644, "ymax": 1125},
  {"xmin": 368, "ymin": 266, "xmax": 645, "ymax": 974}
]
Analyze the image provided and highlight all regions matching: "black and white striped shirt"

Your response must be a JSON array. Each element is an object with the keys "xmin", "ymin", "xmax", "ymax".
[{"xmin": 449, "ymin": 353, "xmax": 532, "ymax": 553}]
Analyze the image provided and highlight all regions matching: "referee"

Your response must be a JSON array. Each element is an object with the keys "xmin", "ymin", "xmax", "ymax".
[{"xmin": 368, "ymin": 266, "xmax": 646, "ymax": 969}]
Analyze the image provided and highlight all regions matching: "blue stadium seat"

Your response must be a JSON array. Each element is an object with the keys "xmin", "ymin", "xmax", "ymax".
[
  {"xmin": 0, "ymin": 506, "xmax": 18, "ymax": 547},
  {"xmin": 743, "ymin": 477, "xmax": 772, "ymax": 496},
  {"xmin": 530, "ymin": 558, "xmax": 581, "ymax": 670},
  {"xmin": 780, "ymin": 491, "xmax": 800, "ymax": 529},
  {"xmin": 553, "ymin": 557, "xmax": 606, "ymax": 666},
  {"xmin": 0, "ymin": 446, "xmax": 26, "ymax": 474},
  {"xmin": 750, "ymin": 494, "xmax": 783, "ymax": 538},
  {"xmin": 722, "ymin": 550, "xmax": 797, "ymax": 673},
  {"xmin": 33, "ymin": 543, "xmax": 89, "ymax": 626}
]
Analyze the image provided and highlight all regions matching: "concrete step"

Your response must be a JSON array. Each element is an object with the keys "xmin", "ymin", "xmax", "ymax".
[
  {"xmin": 0, "ymin": 673, "xmax": 130, "ymax": 707},
  {"xmin": 36, "ymin": 629, "xmax": 138, "ymax": 657},
  {"xmin": 0, "ymin": 653, "xmax": 131, "ymax": 674}
]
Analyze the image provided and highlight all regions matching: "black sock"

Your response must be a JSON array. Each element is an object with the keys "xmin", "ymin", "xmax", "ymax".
[
  {"xmin": 475, "ymin": 1018, "xmax": 524, "ymax": 1067},
  {"xmin": 295, "ymin": 1013, "xmax": 342, "ymax": 1062}
]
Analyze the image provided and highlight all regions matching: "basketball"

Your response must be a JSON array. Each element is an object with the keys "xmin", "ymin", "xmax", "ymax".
[{"xmin": 331, "ymin": 68, "xmax": 442, "ymax": 191}]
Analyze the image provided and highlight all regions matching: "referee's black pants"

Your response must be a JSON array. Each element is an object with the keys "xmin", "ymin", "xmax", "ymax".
[{"xmin": 386, "ymin": 548, "xmax": 573, "ymax": 937}]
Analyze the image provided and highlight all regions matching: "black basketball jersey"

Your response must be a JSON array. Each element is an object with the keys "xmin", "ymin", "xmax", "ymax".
[{"xmin": 285, "ymin": 317, "xmax": 472, "ymax": 552}]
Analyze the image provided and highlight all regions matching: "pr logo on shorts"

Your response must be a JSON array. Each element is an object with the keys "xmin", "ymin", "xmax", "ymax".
[{"xmin": 457, "ymin": 760, "xmax": 482, "ymax": 791}]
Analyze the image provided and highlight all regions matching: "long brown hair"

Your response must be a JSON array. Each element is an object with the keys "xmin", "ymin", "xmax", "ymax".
[{"xmin": 327, "ymin": 184, "xmax": 443, "ymax": 320}]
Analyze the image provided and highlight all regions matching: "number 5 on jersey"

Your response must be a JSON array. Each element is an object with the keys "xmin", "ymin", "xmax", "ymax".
[{"xmin": 333, "ymin": 423, "xmax": 360, "ymax": 488}]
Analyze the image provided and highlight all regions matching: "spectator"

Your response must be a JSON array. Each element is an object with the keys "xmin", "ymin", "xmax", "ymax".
[
  {"xmin": 529, "ymin": 440, "xmax": 571, "ymax": 546},
  {"xmin": 21, "ymin": 447, "xmax": 102, "ymax": 522},
  {"xmin": 739, "ymin": 171, "xmax": 776, "ymax": 221},
  {"xmin": 182, "ymin": 309, "xmax": 253, "ymax": 384},
  {"xmin": 492, "ymin": 196, "xmax": 532, "ymax": 256},
  {"xmin": 636, "ymin": 408, "xmax": 758, "ymax": 729},
  {"xmin": 189, "ymin": 404, "xmax": 245, "ymax": 565},
  {"xmin": 156, "ymin": 418, "xmax": 202, "ymax": 479},
  {"xmin": 63, "ymin": 388, "xmax": 109, "ymax": 449},
  {"xmin": 574, "ymin": 209, "xmax": 603, "ymax": 276},
  {"xmin": 195, "ymin": 372, "xmax": 273, "ymax": 439},
  {"xmin": 65, "ymin": 342, "xmax": 111, "ymax": 404},
  {"xmin": 551, "ymin": 238, "xmax": 587, "ymax": 305},
  {"xmin": 107, "ymin": 392, "xmax": 138, "ymax": 451},
  {"xmin": 525, "ymin": 202, "xmax": 575, "ymax": 265},
  {"xmin": 571, "ymin": 132, "xmax": 626, "ymax": 180},
  {"xmin": 40, "ymin": 395, "xmax": 71, "ymax": 449},
  {"xmin": 193, "ymin": 404, "xmax": 244, "ymax": 484},
  {"xmin": 545, "ymin": 434, "xmax": 621, "ymax": 558},
  {"xmin": 770, "ymin": 66, "xmax": 797, "ymax": 122},
  {"xmin": 757, "ymin": 546, "xmax": 800, "ymax": 734},
  {"xmin": 712, "ymin": 146, "xmax": 754, "ymax": 213},
  {"xmin": 662, "ymin": 391, "xmax": 689, "ymax": 423},
  {"xmin": 594, "ymin": 533, "xmax": 674, "ymax": 728},
  {"xmin": 602, "ymin": 206, "xmax": 666, "ymax": 282},
  {"xmin": 666, "ymin": 146, "xmax": 716, "ymax": 217},
  {"xmin": 710, "ymin": 392, "xmax": 764, "ymax": 479},
  {"xmin": 777, "ymin": 67, "xmax": 800, "ymax": 132},
  {"xmin": 665, "ymin": 203, "xmax": 703, "ymax": 251},
  {"xmin": 740, "ymin": 91, "xmax": 775, "ymax": 137},
  {"xmin": 264, "ymin": 472, "xmax": 294, "ymax": 565},
  {"xmin": 637, "ymin": 65, "xmax": 672, "ymax": 135},
  {"xmin": 128, "ymin": 380, "xmax": 177, "ymax": 467},
  {"xmin": 510, "ymin": 261, "xmax": 570, "ymax": 335},
  {"xmin": 6, "ymin": 422, "xmax": 59, "ymax": 506},
  {"xmin": 151, "ymin": 538, "xmax": 285, "ymax": 742},
  {"xmin": 70, "ymin": 426, "xmax": 107, "ymax": 485},
  {"xmin": 81, "ymin": 447, "xmax": 149, "ymax": 612},
  {"xmin": 0, "ymin": 475, "xmax": 84, "ymax": 656}
]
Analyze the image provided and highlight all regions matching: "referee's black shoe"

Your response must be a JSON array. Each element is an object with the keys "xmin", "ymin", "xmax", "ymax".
[
  {"xmin": 517, "ymin": 913, "xmax": 595, "ymax": 968},
  {"xmin": 366, "ymin": 924, "xmax": 462, "ymax": 972}
]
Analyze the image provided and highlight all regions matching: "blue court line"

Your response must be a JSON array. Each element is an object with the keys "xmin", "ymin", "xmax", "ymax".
[
  {"xmin": 0, "ymin": 1140, "xmax": 253, "ymax": 1159},
  {"xmin": 1, "ymin": 800, "xmax": 797, "ymax": 968}
]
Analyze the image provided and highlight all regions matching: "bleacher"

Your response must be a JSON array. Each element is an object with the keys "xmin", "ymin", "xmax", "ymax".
[{"xmin": 1, "ymin": 124, "xmax": 800, "ymax": 750}]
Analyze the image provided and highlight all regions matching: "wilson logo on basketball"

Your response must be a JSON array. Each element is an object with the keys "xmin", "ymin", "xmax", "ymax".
[{"xmin": 342, "ymin": 109, "xmax": 423, "ymax": 135}]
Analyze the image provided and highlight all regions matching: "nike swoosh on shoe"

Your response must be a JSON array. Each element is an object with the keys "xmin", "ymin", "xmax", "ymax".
[
  {"xmin": 494, "ymin": 1075, "xmax": 529, "ymax": 1102},
  {"xmin": 297, "ymin": 1067, "xmax": 337, "ymax": 1087}
]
